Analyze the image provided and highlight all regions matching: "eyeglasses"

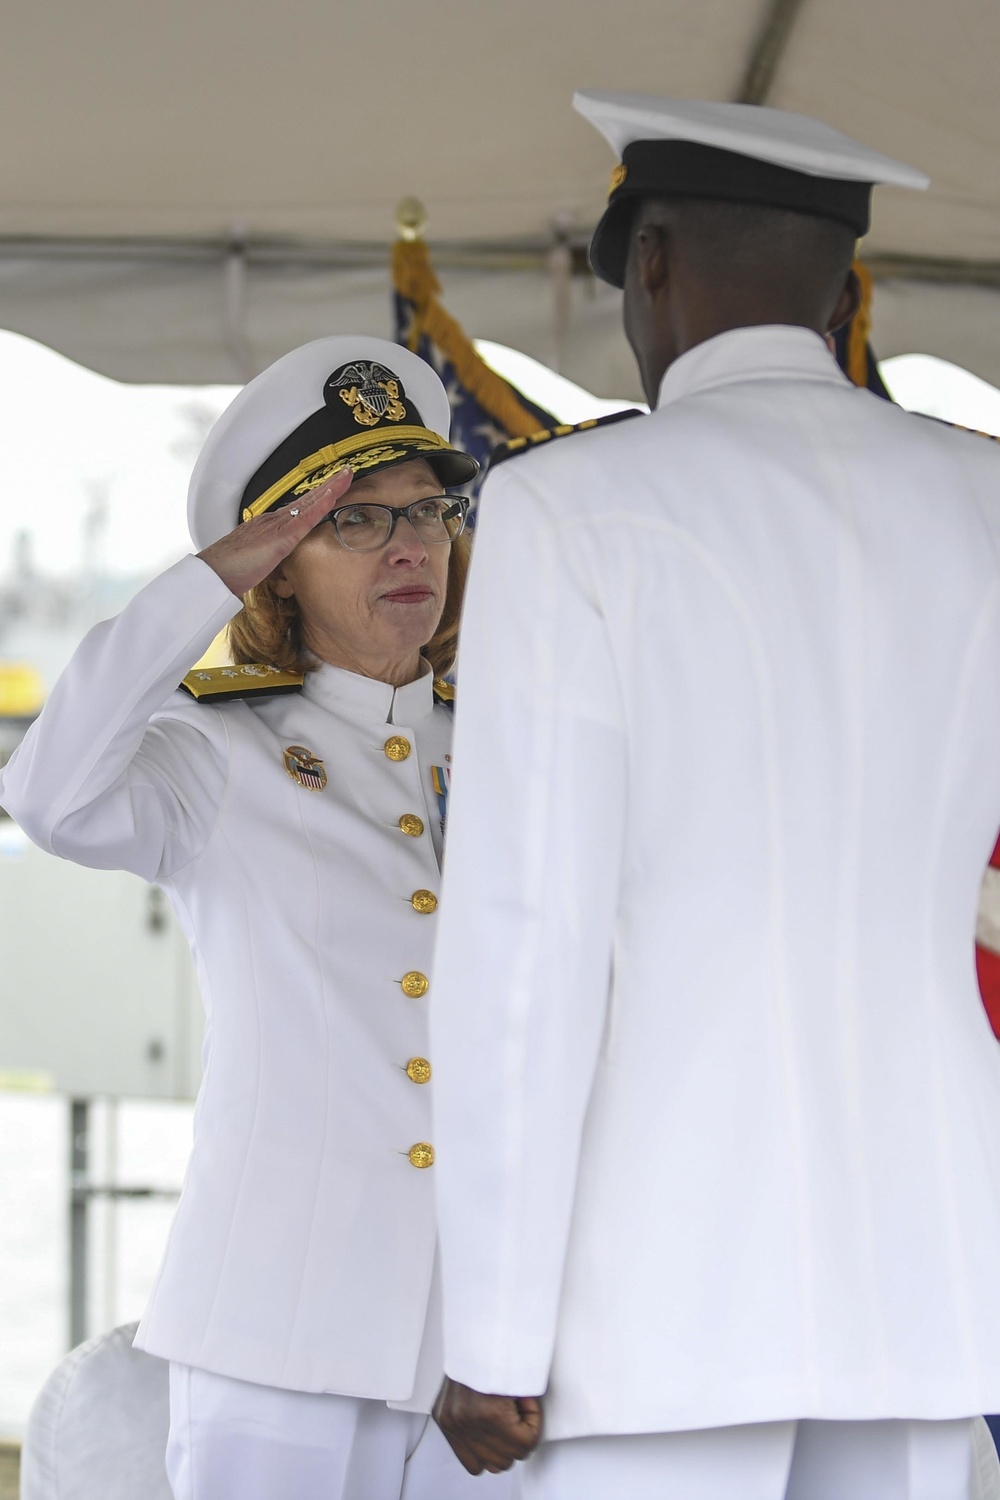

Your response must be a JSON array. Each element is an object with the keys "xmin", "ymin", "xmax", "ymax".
[{"xmin": 323, "ymin": 495, "xmax": 470, "ymax": 552}]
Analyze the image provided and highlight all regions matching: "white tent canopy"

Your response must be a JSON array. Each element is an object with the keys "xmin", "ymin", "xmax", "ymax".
[{"xmin": 2, "ymin": 0, "xmax": 999, "ymax": 396}]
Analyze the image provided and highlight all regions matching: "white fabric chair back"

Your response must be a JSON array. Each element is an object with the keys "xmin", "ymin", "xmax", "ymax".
[{"xmin": 20, "ymin": 1321, "xmax": 171, "ymax": 1500}]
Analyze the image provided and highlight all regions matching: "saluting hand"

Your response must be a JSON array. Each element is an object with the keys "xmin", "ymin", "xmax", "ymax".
[
  {"xmin": 433, "ymin": 1377, "xmax": 543, "ymax": 1475},
  {"xmin": 196, "ymin": 469, "xmax": 353, "ymax": 598}
]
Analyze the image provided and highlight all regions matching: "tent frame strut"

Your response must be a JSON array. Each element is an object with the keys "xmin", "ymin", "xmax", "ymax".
[
  {"xmin": 736, "ymin": 0, "xmax": 809, "ymax": 105},
  {"xmin": 0, "ymin": 235, "xmax": 996, "ymax": 290}
]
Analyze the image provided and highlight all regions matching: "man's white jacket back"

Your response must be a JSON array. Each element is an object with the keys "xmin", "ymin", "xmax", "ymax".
[{"xmin": 431, "ymin": 325, "xmax": 1000, "ymax": 1439}]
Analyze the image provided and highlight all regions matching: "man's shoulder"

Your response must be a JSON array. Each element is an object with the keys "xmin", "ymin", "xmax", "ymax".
[
  {"xmin": 870, "ymin": 406, "xmax": 1000, "ymax": 504},
  {"xmin": 486, "ymin": 410, "xmax": 645, "ymax": 478},
  {"xmin": 905, "ymin": 410, "xmax": 1000, "ymax": 454}
]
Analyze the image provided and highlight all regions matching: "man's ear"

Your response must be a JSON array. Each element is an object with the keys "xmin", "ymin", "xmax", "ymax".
[
  {"xmin": 635, "ymin": 220, "xmax": 669, "ymax": 300},
  {"xmin": 827, "ymin": 267, "xmax": 862, "ymax": 335}
]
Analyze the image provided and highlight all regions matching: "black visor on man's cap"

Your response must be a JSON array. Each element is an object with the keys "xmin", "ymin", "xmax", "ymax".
[{"xmin": 589, "ymin": 139, "xmax": 873, "ymax": 288}]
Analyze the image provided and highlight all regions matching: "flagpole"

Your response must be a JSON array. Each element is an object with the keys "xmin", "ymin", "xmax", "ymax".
[
  {"xmin": 396, "ymin": 196, "xmax": 428, "ymax": 243},
  {"xmin": 391, "ymin": 201, "xmax": 550, "ymax": 440}
]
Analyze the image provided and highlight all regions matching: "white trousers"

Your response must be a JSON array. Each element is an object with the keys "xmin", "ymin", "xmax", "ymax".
[
  {"xmin": 523, "ymin": 1418, "xmax": 976, "ymax": 1500},
  {"xmin": 166, "ymin": 1363, "xmax": 521, "ymax": 1500}
]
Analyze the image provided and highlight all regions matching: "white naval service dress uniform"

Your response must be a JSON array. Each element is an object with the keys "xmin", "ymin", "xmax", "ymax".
[
  {"xmin": 0, "ymin": 553, "xmax": 516, "ymax": 1500},
  {"xmin": 430, "ymin": 325, "xmax": 1000, "ymax": 1498}
]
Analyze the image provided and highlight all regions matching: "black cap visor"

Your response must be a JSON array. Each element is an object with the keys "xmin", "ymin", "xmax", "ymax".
[
  {"xmin": 589, "ymin": 139, "xmax": 873, "ymax": 288},
  {"xmin": 240, "ymin": 409, "xmax": 478, "ymax": 525}
]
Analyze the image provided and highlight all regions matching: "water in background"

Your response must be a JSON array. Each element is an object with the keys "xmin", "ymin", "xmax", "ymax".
[{"xmin": 0, "ymin": 1092, "xmax": 193, "ymax": 1437}]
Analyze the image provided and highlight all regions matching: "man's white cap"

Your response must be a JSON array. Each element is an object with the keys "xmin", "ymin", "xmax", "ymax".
[
  {"xmin": 573, "ymin": 90, "xmax": 929, "ymax": 287},
  {"xmin": 187, "ymin": 334, "xmax": 478, "ymax": 551}
]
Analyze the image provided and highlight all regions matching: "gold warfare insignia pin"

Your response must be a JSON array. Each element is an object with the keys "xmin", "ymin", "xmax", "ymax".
[
  {"xmin": 609, "ymin": 162, "xmax": 628, "ymax": 197},
  {"xmin": 332, "ymin": 361, "xmax": 407, "ymax": 429},
  {"xmin": 283, "ymin": 745, "xmax": 328, "ymax": 791}
]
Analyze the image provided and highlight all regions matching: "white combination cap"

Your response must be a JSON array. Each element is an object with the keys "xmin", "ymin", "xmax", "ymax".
[
  {"xmin": 573, "ymin": 90, "xmax": 930, "ymax": 287},
  {"xmin": 187, "ymin": 335, "xmax": 478, "ymax": 551}
]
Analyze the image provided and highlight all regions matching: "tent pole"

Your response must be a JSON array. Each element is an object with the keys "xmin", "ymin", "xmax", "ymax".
[
  {"xmin": 736, "ymin": 0, "xmax": 808, "ymax": 105},
  {"xmin": 68, "ymin": 1098, "xmax": 90, "ymax": 1349},
  {"xmin": 224, "ymin": 222, "xmax": 256, "ymax": 384},
  {"xmin": 548, "ymin": 213, "xmax": 574, "ymax": 375}
]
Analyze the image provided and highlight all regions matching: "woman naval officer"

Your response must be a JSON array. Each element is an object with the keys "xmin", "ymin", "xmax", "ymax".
[{"xmin": 0, "ymin": 336, "xmax": 520, "ymax": 1500}]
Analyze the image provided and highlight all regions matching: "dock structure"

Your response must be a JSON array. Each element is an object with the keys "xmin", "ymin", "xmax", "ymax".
[{"xmin": 0, "ymin": 1440, "xmax": 19, "ymax": 1500}]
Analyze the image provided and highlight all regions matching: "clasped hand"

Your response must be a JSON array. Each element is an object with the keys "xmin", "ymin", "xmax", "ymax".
[{"xmin": 433, "ymin": 1376, "xmax": 543, "ymax": 1475}]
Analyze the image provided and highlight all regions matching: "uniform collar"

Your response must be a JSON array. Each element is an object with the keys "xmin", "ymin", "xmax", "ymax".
[
  {"xmin": 656, "ymin": 324, "xmax": 850, "ymax": 409},
  {"xmin": 302, "ymin": 658, "xmax": 435, "ymax": 726}
]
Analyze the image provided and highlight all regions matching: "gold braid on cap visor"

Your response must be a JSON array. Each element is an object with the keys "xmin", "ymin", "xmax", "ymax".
[{"xmin": 240, "ymin": 427, "xmax": 453, "ymax": 523}]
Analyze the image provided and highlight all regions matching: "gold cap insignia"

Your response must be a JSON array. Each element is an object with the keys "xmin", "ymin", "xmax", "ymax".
[
  {"xmin": 331, "ymin": 361, "xmax": 407, "ymax": 429},
  {"xmin": 609, "ymin": 162, "xmax": 628, "ymax": 197}
]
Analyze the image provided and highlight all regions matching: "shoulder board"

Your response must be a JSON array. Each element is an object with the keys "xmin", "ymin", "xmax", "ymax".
[
  {"xmin": 916, "ymin": 413, "xmax": 1000, "ymax": 445},
  {"xmin": 487, "ymin": 409, "xmax": 644, "ymax": 472},
  {"xmin": 432, "ymin": 677, "xmax": 456, "ymax": 707},
  {"xmin": 179, "ymin": 664, "xmax": 305, "ymax": 703}
]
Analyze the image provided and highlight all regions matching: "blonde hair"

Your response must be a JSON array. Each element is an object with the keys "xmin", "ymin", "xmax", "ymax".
[{"xmin": 227, "ymin": 529, "xmax": 471, "ymax": 681}]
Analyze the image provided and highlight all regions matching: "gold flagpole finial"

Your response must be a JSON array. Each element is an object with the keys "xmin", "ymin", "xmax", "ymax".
[{"xmin": 396, "ymin": 197, "xmax": 428, "ymax": 242}]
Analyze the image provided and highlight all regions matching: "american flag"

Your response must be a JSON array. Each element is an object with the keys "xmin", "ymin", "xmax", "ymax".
[
  {"xmin": 392, "ymin": 238, "xmax": 555, "ymax": 507},
  {"xmin": 978, "ymin": 839, "xmax": 1000, "ymax": 1040}
]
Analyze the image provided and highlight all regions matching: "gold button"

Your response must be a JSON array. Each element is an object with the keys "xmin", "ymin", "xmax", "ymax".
[
  {"xmin": 398, "ymin": 814, "xmax": 424, "ymax": 837},
  {"xmin": 408, "ymin": 1143, "xmax": 435, "ymax": 1168},
  {"xmin": 384, "ymin": 736, "xmax": 411, "ymax": 762},
  {"xmin": 400, "ymin": 971, "xmax": 429, "ymax": 998},
  {"xmin": 411, "ymin": 889, "xmax": 438, "ymax": 914},
  {"xmin": 406, "ymin": 1057, "xmax": 432, "ymax": 1084}
]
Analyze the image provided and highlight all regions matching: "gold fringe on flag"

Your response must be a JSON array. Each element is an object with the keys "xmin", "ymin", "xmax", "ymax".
[
  {"xmin": 846, "ymin": 258, "xmax": 874, "ymax": 388},
  {"xmin": 392, "ymin": 235, "xmax": 547, "ymax": 442}
]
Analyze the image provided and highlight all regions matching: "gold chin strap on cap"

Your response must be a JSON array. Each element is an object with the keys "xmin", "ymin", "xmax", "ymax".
[{"xmin": 241, "ymin": 427, "xmax": 453, "ymax": 523}]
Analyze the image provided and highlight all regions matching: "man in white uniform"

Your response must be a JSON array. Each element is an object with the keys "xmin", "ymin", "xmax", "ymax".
[{"xmin": 429, "ymin": 95, "xmax": 1000, "ymax": 1498}]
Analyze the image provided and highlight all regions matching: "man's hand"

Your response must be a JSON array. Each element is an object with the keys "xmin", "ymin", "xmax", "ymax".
[
  {"xmin": 196, "ymin": 468, "xmax": 353, "ymax": 598},
  {"xmin": 433, "ymin": 1376, "xmax": 543, "ymax": 1475}
]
